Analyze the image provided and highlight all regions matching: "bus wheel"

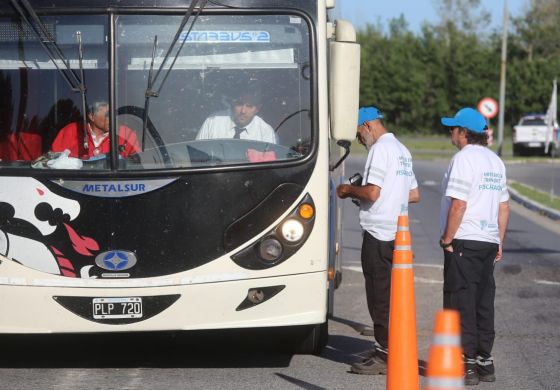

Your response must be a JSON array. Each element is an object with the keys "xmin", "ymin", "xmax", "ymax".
[{"xmin": 296, "ymin": 322, "xmax": 328, "ymax": 355}]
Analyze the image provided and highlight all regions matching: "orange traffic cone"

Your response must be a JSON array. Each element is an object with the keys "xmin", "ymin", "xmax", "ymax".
[
  {"xmin": 424, "ymin": 309, "xmax": 464, "ymax": 390},
  {"xmin": 387, "ymin": 215, "xmax": 419, "ymax": 390}
]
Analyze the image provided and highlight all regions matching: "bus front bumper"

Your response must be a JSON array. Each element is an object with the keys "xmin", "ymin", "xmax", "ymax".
[{"xmin": 0, "ymin": 270, "xmax": 328, "ymax": 334}]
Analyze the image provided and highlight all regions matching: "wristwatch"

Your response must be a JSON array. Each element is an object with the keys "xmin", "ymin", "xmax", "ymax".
[{"xmin": 439, "ymin": 239, "xmax": 453, "ymax": 249}]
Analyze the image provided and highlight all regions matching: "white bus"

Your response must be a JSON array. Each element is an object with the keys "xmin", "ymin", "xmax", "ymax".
[{"xmin": 0, "ymin": 0, "xmax": 359, "ymax": 353}]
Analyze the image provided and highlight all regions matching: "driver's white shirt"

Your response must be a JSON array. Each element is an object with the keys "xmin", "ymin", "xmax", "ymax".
[{"xmin": 196, "ymin": 110, "xmax": 277, "ymax": 144}]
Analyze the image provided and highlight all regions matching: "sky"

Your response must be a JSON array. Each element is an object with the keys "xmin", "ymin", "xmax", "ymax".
[{"xmin": 333, "ymin": 0, "xmax": 528, "ymax": 34}]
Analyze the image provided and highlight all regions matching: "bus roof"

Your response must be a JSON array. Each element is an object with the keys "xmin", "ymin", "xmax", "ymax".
[{"xmin": 3, "ymin": 0, "xmax": 314, "ymax": 10}]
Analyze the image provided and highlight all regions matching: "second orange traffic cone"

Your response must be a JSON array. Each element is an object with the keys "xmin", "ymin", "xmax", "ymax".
[
  {"xmin": 387, "ymin": 215, "xmax": 419, "ymax": 390},
  {"xmin": 424, "ymin": 309, "xmax": 464, "ymax": 390}
]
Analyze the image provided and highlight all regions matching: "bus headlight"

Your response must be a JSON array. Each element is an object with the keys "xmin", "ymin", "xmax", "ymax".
[
  {"xmin": 259, "ymin": 238, "xmax": 283, "ymax": 262},
  {"xmin": 231, "ymin": 193, "xmax": 315, "ymax": 270},
  {"xmin": 281, "ymin": 219, "xmax": 304, "ymax": 243}
]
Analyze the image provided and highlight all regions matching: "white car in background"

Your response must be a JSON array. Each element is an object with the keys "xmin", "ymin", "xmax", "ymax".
[{"xmin": 512, "ymin": 114, "xmax": 559, "ymax": 157}]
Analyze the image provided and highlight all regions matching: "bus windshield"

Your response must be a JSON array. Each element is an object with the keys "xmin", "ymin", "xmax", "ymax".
[
  {"xmin": 0, "ymin": 12, "xmax": 312, "ymax": 170},
  {"xmin": 0, "ymin": 14, "xmax": 108, "ymax": 168}
]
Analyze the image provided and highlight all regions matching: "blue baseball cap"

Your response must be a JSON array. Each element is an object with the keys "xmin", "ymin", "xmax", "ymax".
[
  {"xmin": 358, "ymin": 106, "xmax": 384, "ymax": 125},
  {"xmin": 441, "ymin": 107, "xmax": 487, "ymax": 133}
]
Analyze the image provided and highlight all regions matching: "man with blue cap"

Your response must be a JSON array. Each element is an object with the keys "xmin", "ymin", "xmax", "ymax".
[
  {"xmin": 439, "ymin": 107, "xmax": 510, "ymax": 385},
  {"xmin": 337, "ymin": 106, "xmax": 420, "ymax": 375}
]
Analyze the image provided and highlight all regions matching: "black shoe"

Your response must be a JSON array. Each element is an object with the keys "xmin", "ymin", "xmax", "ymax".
[
  {"xmin": 476, "ymin": 355, "xmax": 496, "ymax": 382},
  {"xmin": 354, "ymin": 349, "xmax": 375, "ymax": 364},
  {"xmin": 350, "ymin": 355, "xmax": 387, "ymax": 375},
  {"xmin": 464, "ymin": 362, "xmax": 479, "ymax": 386},
  {"xmin": 374, "ymin": 345, "xmax": 388, "ymax": 362},
  {"xmin": 465, "ymin": 367, "xmax": 479, "ymax": 386},
  {"xmin": 479, "ymin": 372, "xmax": 496, "ymax": 382},
  {"xmin": 360, "ymin": 328, "xmax": 375, "ymax": 336},
  {"xmin": 357, "ymin": 345, "xmax": 387, "ymax": 363}
]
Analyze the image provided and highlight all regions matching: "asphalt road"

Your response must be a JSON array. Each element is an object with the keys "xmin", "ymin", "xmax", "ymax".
[
  {"xmin": 0, "ymin": 158, "xmax": 558, "ymax": 390},
  {"xmin": 342, "ymin": 156, "xmax": 560, "ymax": 390},
  {"xmin": 505, "ymin": 160, "xmax": 560, "ymax": 196}
]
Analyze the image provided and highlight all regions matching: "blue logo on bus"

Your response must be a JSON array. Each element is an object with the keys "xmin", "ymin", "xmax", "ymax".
[
  {"xmin": 95, "ymin": 250, "xmax": 137, "ymax": 271},
  {"xmin": 179, "ymin": 30, "xmax": 270, "ymax": 43}
]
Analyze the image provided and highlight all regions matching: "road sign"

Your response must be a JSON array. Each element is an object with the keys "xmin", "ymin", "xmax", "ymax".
[{"xmin": 478, "ymin": 98, "xmax": 499, "ymax": 119}]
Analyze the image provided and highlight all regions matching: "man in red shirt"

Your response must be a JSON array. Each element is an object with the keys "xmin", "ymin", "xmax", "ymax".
[{"xmin": 51, "ymin": 101, "xmax": 139, "ymax": 159}]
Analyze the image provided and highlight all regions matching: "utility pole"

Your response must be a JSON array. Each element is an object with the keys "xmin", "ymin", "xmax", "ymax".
[{"xmin": 497, "ymin": 0, "xmax": 509, "ymax": 156}]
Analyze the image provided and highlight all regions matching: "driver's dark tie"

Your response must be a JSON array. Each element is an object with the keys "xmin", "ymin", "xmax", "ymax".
[{"xmin": 233, "ymin": 126, "xmax": 246, "ymax": 139}]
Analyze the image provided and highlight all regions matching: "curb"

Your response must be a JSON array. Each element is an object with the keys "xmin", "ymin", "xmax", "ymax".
[{"xmin": 508, "ymin": 182, "xmax": 560, "ymax": 221}]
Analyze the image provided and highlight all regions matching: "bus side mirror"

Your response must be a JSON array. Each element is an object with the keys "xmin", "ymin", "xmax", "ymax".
[
  {"xmin": 329, "ymin": 140, "xmax": 351, "ymax": 171},
  {"xmin": 329, "ymin": 20, "xmax": 360, "ymax": 142}
]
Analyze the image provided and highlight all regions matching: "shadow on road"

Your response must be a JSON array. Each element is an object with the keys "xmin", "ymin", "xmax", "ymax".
[
  {"xmin": 324, "ymin": 318, "xmax": 429, "ymax": 375},
  {"xmin": 320, "ymin": 317, "xmax": 374, "ymax": 366},
  {"xmin": 329, "ymin": 316, "xmax": 370, "ymax": 334},
  {"xmin": 274, "ymin": 373, "xmax": 327, "ymax": 390},
  {"xmin": 0, "ymin": 329, "xmax": 300, "ymax": 368},
  {"xmin": 321, "ymin": 334, "xmax": 370, "ymax": 365}
]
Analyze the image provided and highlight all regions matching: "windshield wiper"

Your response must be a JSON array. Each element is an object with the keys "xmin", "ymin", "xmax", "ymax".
[
  {"xmin": 9, "ymin": 0, "xmax": 89, "ymax": 148},
  {"xmin": 142, "ymin": 35, "xmax": 158, "ymax": 152},
  {"xmin": 76, "ymin": 31, "xmax": 88, "ymax": 150},
  {"xmin": 141, "ymin": 0, "xmax": 208, "ymax": 151},
  {"xmin": 9, "ymin": 0, "xmax": 83, "ymax": 92}
]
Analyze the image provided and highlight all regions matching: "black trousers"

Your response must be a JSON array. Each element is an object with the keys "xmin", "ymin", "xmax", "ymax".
[
  {"xmin": 361, "ymin": 231, "xmax": 394, "ymax": 349},
  {"xmin": 443, "ymin": 239, "xmax": 498, "ymax": 360}
]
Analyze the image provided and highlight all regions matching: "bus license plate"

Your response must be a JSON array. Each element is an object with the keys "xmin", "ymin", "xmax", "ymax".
[
  {"xmin": 92, "ymin": 297, "xmax": 143, "ymax": 319},
  {"xmin": 528, "ymin": 142, "xmax": 542, "ymax": 147}
]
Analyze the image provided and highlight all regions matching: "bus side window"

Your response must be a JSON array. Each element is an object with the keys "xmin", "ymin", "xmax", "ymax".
[
  {"xmin": 41, "ymin": 99, "xmax": 83, "ymax": 155},
  {"xmin": 0, "ymin": 98, "xmax": 83, "ymax": 164},
  {"xmin": 0, "ymin": 130, "xmax": 43, "ymax": 162}
]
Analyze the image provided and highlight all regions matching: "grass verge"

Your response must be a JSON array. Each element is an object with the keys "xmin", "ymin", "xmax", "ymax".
[
  {"xmin": 351, "ymin": 135, "xmax": 515, "ymax": 159},
  {"xmin": 509, "ymin": 181, "xmax": 560, "ymax": 211}
]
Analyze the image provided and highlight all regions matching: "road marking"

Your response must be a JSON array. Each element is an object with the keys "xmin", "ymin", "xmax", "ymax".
[
  {"xmin": 415, "ymin": 263, "xmax": 444, "ymax": 269},
  {"xmin": 345, "ymin": 268, "xmax": 557, "ymax": 286},
  {"xmin": 534, "ymin": 279, "xmax": 560, "ymax": 286},
  {"xmin": 342, "ymin": 266, "xmax": 443, "ymax": 284},
  {"xmin": 415, "ymin": 276, "xmax": 443, "ymax": 284},
  {"xmin": 343, "ymin": 266, "xmax": 362, "ymax": 273},
  {"xmin": 344, "ymin": 263, "xmax": 443, "ymax": 271}
]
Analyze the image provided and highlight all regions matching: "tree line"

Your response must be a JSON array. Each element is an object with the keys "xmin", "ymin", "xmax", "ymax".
[{"xmin": 357, "ymin": 0, "xmax": 560, "ymax": 133}]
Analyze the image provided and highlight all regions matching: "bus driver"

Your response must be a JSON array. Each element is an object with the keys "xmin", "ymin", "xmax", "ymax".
[{"xmin": 196, "ymin": 88, "xmax": 277, "ymax": 144}]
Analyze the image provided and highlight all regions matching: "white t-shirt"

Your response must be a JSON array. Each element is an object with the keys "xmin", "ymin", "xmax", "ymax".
[
  {"xmin": 88, "ymin": 124, "xmax": 109, "ymax": 148},
  {"xmin": 196, "ymin": 110, "xmax": 277, "ymax": 144},
  {"xmin": 359, "ymin": 133, "xmax": 418, "ymax": 241},
  {"xmin": 440, "ymin": 144, "xmax": 509, "ymax": 244}
]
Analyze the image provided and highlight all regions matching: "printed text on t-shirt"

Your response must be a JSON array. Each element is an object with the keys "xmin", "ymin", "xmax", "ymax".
[
  {"xmin": 479, "ymin": 171, "xmax": 503, "ymax": 191},
  {"xmin": 396, "ymin": 156, "xmax": 414, "ymax": 177}
]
